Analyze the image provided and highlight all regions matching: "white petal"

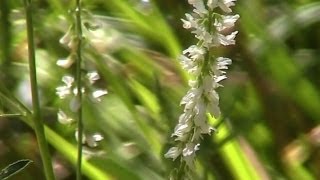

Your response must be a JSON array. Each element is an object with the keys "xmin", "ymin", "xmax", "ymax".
[
  {"xmin": 92, "ymin": 89, "xmax": 108, "ymax": 101},
  {"xmin": 57, "ymin": 110, "xmax": 74, "ymax": 124},
  {"xmin": 207, "ymin": 93, "xmax": 221, "ymax": 118},
  {"xmin": 56, "ymin": 57, "xmax": 74, "ymax": 69},
  {"xmin": 218, "ymin": 0, "xmax": 237, "ymax": 13},
  {"xmin": 86, "ymin": 133, "xmax": 104, "ymax": 147},
  {"xmin": 164, "ymin": 147, "xmax": 181, "ymax": 160},
  {"xmin": 207, "ymin": 0, "xmax": 218, "ymax": 9},
  {"xmin": 183, "ymin": 13, "xmax": 199, "ymax": 29},
  {"xmin": 181, "ymin": 19, "xmax": 192, "ymax": 29},
  {"xmin": 86, "ymin": 138, "xmax": 98, "ymax": 148},
  {"xmin": 215, "ymin": 14, "xmax": 240, "ymax": 31},
  {"xmin": 86, "ymin": 71, "xmax": 100, "ymax": 84},
  {"xmin": 182, "ymin": 143, "xmax": 200, "ymax": 157},
  {"xmin": 188, "ymin": 0, "xmax": 208, "ymax": 15},
  {"xmin": 59, "ymin": 30, "xmax": 71, "ymax": 45},
  {"xmin": 56, "ymin": 86, "xmax": 71, "ymax": 99},
  {"xmin": 217, "ymin": 31, "xmax": 238, "ymax": 46},
  {"xmin": 62, "ymin": 75, "xmax": 74, "ymax": 87},
  {"xmin": 172, "ymin": 122, "xmax": 192, "ymax": 140},
  {"xmin": 183, "ymin": 45, "xmax": 205, "ymax": 60},
  {"xmin": 215, "ymin": 75, "xmax": 227, "ymax": 83},
  {"xmin": 92, "ymin": 133, "xmax": 104, "ymax": 141},
  {"xmin": 217, "ymin": 57, "xmax": 232, "ymax": 69}
]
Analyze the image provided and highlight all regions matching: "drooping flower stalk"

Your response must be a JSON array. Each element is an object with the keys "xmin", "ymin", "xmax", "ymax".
[
  {"xmin": 55, "ymin": 1, "xmax": 107, "ymax": 179},
  {"xmin": 165, "ymin": 0, "xmax": 239, "ymax": 178}
]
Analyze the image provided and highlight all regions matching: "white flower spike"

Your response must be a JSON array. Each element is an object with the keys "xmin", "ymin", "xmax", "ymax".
[{"xmin": 165, "ymin": 0, "xmax": 239, "ymax": 177}]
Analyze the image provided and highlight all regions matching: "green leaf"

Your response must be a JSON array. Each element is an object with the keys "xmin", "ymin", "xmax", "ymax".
[{"xmin": 0, "ymin": 159, "xmax": 32, "ymax": 180}]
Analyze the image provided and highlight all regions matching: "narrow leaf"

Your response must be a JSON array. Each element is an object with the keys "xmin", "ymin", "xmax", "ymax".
[{"xmin": 0, "ymin": 159, "xmax": 32, "ymax": 180}]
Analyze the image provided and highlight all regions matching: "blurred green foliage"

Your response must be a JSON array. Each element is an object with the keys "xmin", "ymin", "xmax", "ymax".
[{"xmin": 1, "ymin": 0, "xmax": 320, "ymax": 179}]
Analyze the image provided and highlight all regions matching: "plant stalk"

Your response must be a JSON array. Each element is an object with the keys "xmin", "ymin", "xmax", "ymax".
[
  {"xmin": 75, "ymin": 0, "xmax": 84, "ymax": 179},
  {"xmin": 23, "ymin": 0, "xmax": 55, "ymax": 179},
  {"xmin": 0, "ymin": 0, "xmax": 11, "ymax": 66}
]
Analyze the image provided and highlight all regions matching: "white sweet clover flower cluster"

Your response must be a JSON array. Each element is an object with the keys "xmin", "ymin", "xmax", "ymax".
[
  {"xmin": 165, "ymin": 0, "xmax": 239, "ymax": 170},
  {"xmin": 56, "ymin": 11, "xmax": 107, "ymax": 147}
]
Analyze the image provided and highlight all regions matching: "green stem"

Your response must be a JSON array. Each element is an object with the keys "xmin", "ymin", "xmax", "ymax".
[
  {"xmin": 75, "ymin": 0, "xmax": 83, "ymax": 179},
  {"xmin": 23, "ymin": 0, "xmax": 55, "ymax": 180},
  {"xmin": 0, "ymin": 0, "xmax": 11, "ymax": 66}
]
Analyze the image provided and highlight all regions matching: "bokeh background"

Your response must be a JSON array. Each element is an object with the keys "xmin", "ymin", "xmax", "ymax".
[{"xmin": 1, "ymin": 0, "xmax": 320, "ymax": 179}]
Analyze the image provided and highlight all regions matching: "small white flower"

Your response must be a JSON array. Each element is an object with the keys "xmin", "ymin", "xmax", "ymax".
[
  {"xmin": 182, "ymin": 143, "xmax": 200, "ymax": 166},
  {"xmin": 206, "ymin": 90, "xmax": 220, "ymax": 117},
  {"xmin": 193, "ymin": 99, "xmax": 207, "ymax": 128},
  {"xmin": 212, "ymin": 57, "xmax": 232, "ymax": 76},
  {"xmin": 56, "ymin": 76, "xmax": 74, "ymax": 99},
  {"xmin": 183, "ymin": 45, "xmax": 205, "ymax": 60},
  {"xmin": 180, "ymin": 55, "xmax": 201, "ymax": 75},
  {"xmin": 220, "ymin": 0, "xmax": 237, "ymax": 12},
  {"xmin": 216, "ymin": 31, "xmax": 238, "ymax": 46},
  {"xmin": 165, "ymin": 147, "xmax": 182, "ymax": 160},
  {"xmin": 178, "ymin": 112, "xmax": 192, "ymax": 124},
  {"xmin": 92, "ymin": 89, "xmax": 108, "ymax": 102},
  {"xmin": 216, "ymin": 57, "xmax": 232, "ymax": 70},
  {"xmin": 199, "ymin": 123, "xmax": 215, "ymax": 134},
  {"xmin": 57, "ymin": 109, "xmax": 74, "ymax": 124},
  {"xmin": 86, "ymin": 71, "xmax": 100, "ymax": 84},
  {"xmin": 172, "ymin": 120, "xmax": 193, "ymax": 141},
  {"xmin": 215, "ymin": 75, "xmax": 227, "ymax": 83},
  {"xmin": 56, "ymin": 56, "xmax": 75, "ymax": 69},
  {"xmin": 56, "ymin": 85, "xmax": 71, "ymax": 99},
  {"xmin": 62, "ymin": 75, "xmax": 74, "ymax": 87},
  {"xmin": 214, "ymin": 14, "xmax": 240, "ymax": 31},
  {"xmin": 207, "ymin": 0, "xmax": 218, "ymax": 9},
  {"xmin": 181, "ymin": 88, "xmax": 202, "ymax": 110},
  {"xmin": 192, "ymin": 27, "xmax": 212, "ymax": 47},
  {"xmin": 188, "ymin": 0, "xmax": 208, "ymax": 15},
  {"xmin": 181, "ymin": 13, "xmax": 199, "ymax": 29},
  {"xmin": 86, "ymin": 133, "xmax": 104, "ymax": 147},
  {"xmin": 59, "ymin": 28, "xmax": 72, "ymax": 46},
  {"xmin": 207, "ymin": 0, "xmax": 237, "ymax": 12}
]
